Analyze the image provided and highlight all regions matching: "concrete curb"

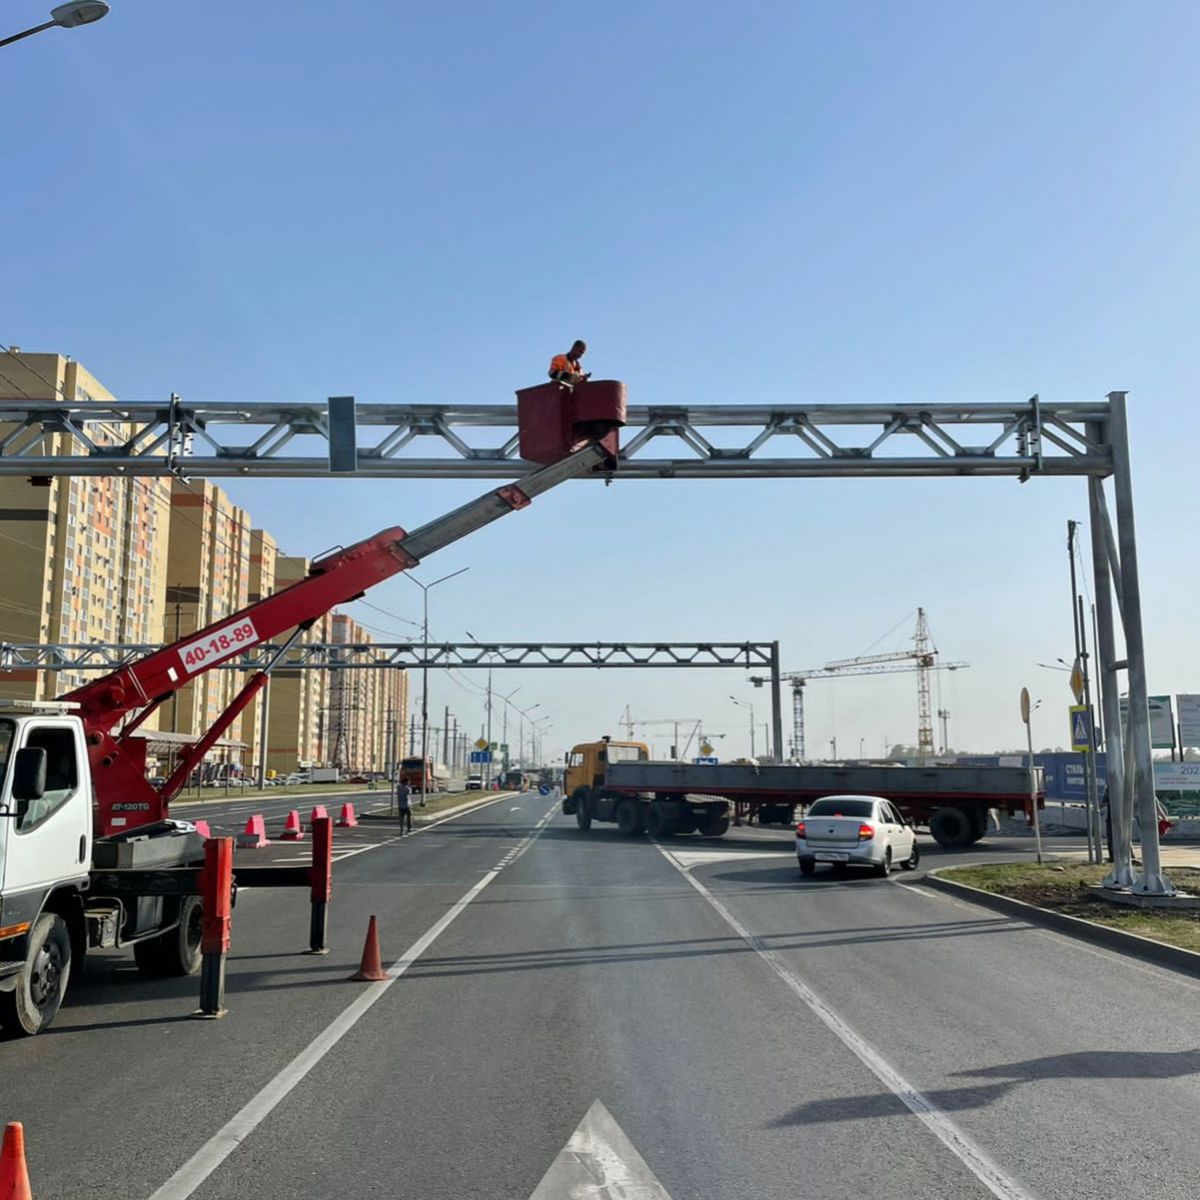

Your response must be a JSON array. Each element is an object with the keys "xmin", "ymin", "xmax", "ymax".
[{"xmin": 925, "ymin": 868, "xmax": 1200, "ymax": 976}]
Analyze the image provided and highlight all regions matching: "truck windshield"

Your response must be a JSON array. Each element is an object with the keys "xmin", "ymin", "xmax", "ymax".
[{"xmin": 606, "ymin": 744, "xmax": 646, "ymax": 763}]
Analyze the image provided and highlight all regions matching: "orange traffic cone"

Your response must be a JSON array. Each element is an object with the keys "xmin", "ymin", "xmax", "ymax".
[
  {"xmin": 0, "ymin": 1121, "xmax": 33, "ymax": 1200},
  {"xmin": 350, "ymin": 915, "xmax": 387, "ymax": 982},
  {"xmin": 279, "ymin": 809, "xmax": 305, "ymax": 840}
]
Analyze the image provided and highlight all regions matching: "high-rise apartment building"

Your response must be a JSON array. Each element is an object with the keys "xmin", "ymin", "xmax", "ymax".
[
  {"xmin": 264, "ymin": 555, "xmax": 331, "ymax": 775},
  {"xmin": 327, "ymin": 613, "xmax": 407, "ymax": 775},
  {"xmin": 0, "ymin": 351, "xmax": 170, "ymax": 706},
  {"xmin": 243, "ymin": 529, "xmax": 277, "ymax": 773},
  {"xmin": 162, "ymin": 479, "xmax": 253, "ymax": 752}
]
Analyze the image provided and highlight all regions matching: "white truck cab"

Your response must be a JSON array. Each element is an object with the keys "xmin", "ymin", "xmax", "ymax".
[{"xmin": 0, "ymin": 701, "xmax": 204, "ymax": 1036}]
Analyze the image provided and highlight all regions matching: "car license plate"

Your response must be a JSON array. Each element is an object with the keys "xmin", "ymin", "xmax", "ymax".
[{"xmin": 814, "ymin": 851, "xmax": 849, "ymax": 862}]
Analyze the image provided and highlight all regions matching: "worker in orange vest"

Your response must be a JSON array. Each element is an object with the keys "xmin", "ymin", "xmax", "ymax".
[{"xmin": 548, "ymin": 340, "xmax": 590, "ymax": 387}]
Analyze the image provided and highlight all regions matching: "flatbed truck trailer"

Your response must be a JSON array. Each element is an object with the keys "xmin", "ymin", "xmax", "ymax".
[{"xmin": 563, "ymin": 739, "xmax": 1041, "ymax": 846}]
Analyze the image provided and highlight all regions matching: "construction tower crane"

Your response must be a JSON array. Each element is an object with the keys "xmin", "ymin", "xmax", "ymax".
[
  {"xmin": 751, "ymin": 609, "xmax": 967, "ymax": 761},
  {"xmin": 619, "ymin": 708, "xmax": 703, "ymax": 758}
]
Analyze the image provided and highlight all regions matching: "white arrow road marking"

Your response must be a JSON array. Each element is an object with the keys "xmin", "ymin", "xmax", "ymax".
[{"xmin": 529, "ymin": 1100, "xmax": 673, "ymax": 1199}]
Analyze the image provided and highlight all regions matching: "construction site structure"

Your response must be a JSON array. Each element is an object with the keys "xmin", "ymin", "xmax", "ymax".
[{"xmin": 762, "ymin": 609, "xmax": 967, "ymax": 761}]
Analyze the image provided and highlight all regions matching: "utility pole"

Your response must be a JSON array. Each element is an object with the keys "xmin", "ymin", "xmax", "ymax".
[
  {"xmin": 406, "ymin": 566, "xmax": 470, "ymax": 806},
  {"xmin": 443, "ymin": 704, "xmax": 450, "ymax": 766},
  {"xmin": 1068, "ymin": 520, "xmax": 1102, "ymax": 863},
  {"xmin": 937, "ymin": 707, "xmax": 950, "ymax": 754}
]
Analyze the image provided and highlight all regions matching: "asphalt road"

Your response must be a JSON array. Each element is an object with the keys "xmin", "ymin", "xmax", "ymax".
[{"xmin": 5, "ymin": 800, "xmax": 1200, "ymax": 1199}]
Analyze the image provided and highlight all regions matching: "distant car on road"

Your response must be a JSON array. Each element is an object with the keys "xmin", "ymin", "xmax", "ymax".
[
  {"xmin": 465, "ymin": 773, "xmax": 484, "ymax": 790},
  {"xmin": 796, "ymin": 795, "xmax": 919, "ymax": 877}
]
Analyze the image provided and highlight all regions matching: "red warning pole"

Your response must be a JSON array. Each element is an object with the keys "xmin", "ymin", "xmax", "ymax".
[
  {"xmin": 196, "ymin": 836, "xmax": 233, "ymax": 1018},
  {"xmin": 307, "ymin": 815, "xmax": 332, "ymax": 955}
]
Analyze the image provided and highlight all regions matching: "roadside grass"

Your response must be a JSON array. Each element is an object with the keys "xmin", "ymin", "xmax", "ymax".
[{"xmin": 942, "ymin": 862, "xmax": 1200, "ymax": 954}]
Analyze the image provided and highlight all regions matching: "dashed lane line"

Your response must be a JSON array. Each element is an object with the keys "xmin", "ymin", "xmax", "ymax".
[
  {"xmin": 658, "ymin": 844, "xmax": 1036, "ymax": 1200},
  {"xmin": 148, "ymin": 800, "xmax": 559, "ymax": 1200}
]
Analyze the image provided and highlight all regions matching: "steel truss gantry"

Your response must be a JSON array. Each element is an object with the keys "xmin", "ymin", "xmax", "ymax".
[
  {"xmin": 0, "ymin": 389, "xmax": 1166, "ymax": 894},
  {"xmin": 0, "ymin": 395, "xmax": 1111, "ymax": 478},
  {"xmin": 0, "ymin": 640, "xmax": 778, "ymax": 671},
  {"xmin": 2, "ymin": 641, "xmax": 786, "ymax": 769}
]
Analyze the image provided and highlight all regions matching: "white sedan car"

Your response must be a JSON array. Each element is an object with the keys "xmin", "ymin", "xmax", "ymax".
[{"xmin": 796, "ymin": 794, "xmax": 919, "ymax": 877}]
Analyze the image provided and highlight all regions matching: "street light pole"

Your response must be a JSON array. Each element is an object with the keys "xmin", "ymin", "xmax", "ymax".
[
  {"xmin": 405, "ymin": 566, "xmax": 469, "ymax": 806},
  {"xmin": 1, "ymin": 2, "xmax": 109, "ymax": 48},
  {"xmin": 729, "ymin": 695, "xmax": 755, "ymax": 758},
  {"xmin": 518, "ymin": 704, "xmax": 541, "ymax": 767},
  {"xmin": 466, "ymin": 631, "xmax": 495, "ymax": 786}
]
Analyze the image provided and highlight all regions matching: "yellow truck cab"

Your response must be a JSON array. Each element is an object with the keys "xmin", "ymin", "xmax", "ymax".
[{"xmin": 563, "ymin": 737, "xmax": 649, "ymax": 800}]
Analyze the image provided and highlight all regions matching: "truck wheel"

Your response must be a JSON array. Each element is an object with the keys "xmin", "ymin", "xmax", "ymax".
[
  {"xmin": 929, "ymin": 807, "xmax": 972, "ymax": 848},
  {"xmin": 615, "ymin": 799, "xmax": 644, "ymax": 836},
  {"xmin": 968, "ymin": 807, "xmax": 990, "ymax": 843},
  {"xmin": 574, "ymin": 792, "xmax": 592, "ymax": 830},
  {"xmin": 134, "ymin": 896, "xmax": 204, "ymax": 978},
  {"xmin": 644, "ymin": 802, "xmax": 677, "ymax": 838},
  {"xmin": 0, "ymin": 912, "xmax": 72, "ymax": 1036},
  {"xmin": 697, "ymin": 811, "xmax": 730, "ymax": 837}
]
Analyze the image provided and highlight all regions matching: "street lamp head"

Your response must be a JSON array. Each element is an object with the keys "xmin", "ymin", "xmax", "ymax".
[{"xmin": 52, "ymin": 1, "xmax": 110, "ymax": 27}]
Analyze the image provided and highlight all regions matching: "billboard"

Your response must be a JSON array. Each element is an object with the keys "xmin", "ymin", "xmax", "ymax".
[
  {"xmin": 1177, "ymin": 695, "xmax": 1200, "ymax": 748},
  {"xmin": 1118, "ymin": 695, "xmax": 1176, "ymax": 750},
  {"xmin": 1153, "ymin": 762, "xmax": 1200, "ymax": 792}
]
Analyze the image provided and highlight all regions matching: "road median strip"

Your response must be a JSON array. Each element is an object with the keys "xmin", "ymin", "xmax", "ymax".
[
  {"xmin": 361, "ymin": 789, "xmax": 523, "ymax": 825},
  {"xmin": 926, "ymin": 862, "xmax": 1200, "ymax": 974}
]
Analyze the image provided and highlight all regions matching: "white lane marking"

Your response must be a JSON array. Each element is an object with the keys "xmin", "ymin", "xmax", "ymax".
[
  {"xmin": 903, "ymin": 885, "xmax": 941, "ymax": 899},
  {"xmin": 529, "ymin": 1100, "xmax": 673, "ymax": 1199},
  {"xmin": 510, "ymin": 806, "xmax": 522, "ymax": 812},
  {"xmin": 657, "ymin": 846, "xmax": 1036, "ymax": 1200},
  {"xmin": 150, "ymin": 801, "xmax": 559, "ymax": 1200},
  {"xmin": 668, "ymin": 848, "xmax": 787, "ymax": 870}
]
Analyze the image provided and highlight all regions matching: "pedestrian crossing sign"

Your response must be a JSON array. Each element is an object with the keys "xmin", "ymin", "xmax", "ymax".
[{"xmin": 1069, "ymin": 704, "xmax": 1092, "ymax": 752}]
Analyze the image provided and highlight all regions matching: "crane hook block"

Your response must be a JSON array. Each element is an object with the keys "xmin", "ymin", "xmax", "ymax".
[{"xmin": 515, "ymin": 379, "xmax": 626, "ymax": 470}]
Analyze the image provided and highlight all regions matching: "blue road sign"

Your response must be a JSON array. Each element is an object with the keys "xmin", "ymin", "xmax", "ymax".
[
  {"xmin": 539, "ymin": 783, "xmax": 551, "ymax": 795},
  {"xmin": 693, "ymin": 756, "xmax": 719, "ymax": 765},
  {"xmin": 1069, "ymin": 705, "xmax": 1092, "ymax": 752},
  {"xmin": 469, "ymin": 750, "xmax": 493, "ymax": 764}
]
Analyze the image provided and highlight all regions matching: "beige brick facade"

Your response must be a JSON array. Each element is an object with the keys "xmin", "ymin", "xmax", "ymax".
[{"xmin": 0, "ymin": 352, "xmax": 170, "ymax": 711}]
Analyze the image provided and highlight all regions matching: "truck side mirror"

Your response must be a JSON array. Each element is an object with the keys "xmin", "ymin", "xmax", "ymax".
[{"xmin": 12, "ymin": 746, "xmax": 47, "ymax": 803}]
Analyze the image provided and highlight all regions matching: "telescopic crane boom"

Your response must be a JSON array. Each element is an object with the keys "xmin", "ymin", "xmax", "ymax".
[{"xmin": 66, "ymin": 441, "xmax": 612, "ymax": 836}]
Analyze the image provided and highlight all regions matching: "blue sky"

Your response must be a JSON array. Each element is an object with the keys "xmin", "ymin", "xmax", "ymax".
[{"xmin": 4, "ymin": 1, "xmax": 1200, "ymax": 761}]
